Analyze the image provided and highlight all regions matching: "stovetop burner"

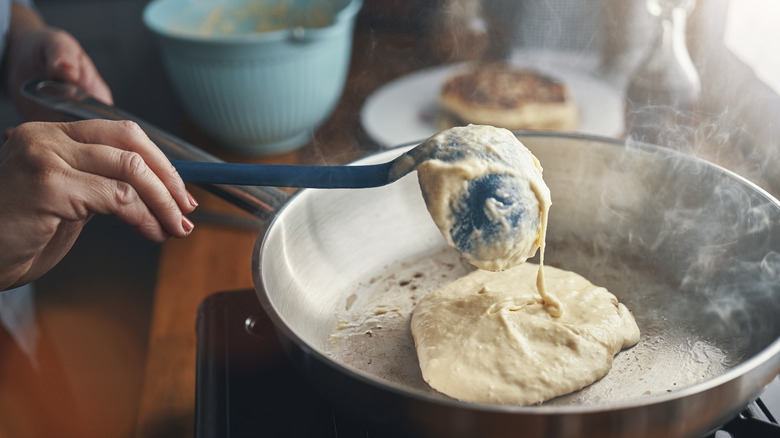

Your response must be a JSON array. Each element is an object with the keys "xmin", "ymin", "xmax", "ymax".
[{"xmin": 194, "ymin": 290, "xmax": 780, "ymax": 438}]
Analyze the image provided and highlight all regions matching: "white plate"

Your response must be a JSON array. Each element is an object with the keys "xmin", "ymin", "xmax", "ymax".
[{"xmin": 361, "ymin": 60, "xmax": 624, "ymax": 148}]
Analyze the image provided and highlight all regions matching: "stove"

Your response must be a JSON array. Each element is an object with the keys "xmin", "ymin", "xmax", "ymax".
[{"xmin": 194, "ymin": 289, "xmax": 780, "ymax": 438}]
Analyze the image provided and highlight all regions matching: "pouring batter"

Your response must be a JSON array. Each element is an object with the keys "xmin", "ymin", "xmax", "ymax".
[
  {"xmin": 413, "ymin": 125, "xmax": 548, "ymax": 271},
  {"xmin": 407, "ymin": 125, "xmax": 640, "ymax": 405},
  {"xmin": 395, "ymin": 125, "xmax": 560, "ymax": 312}
]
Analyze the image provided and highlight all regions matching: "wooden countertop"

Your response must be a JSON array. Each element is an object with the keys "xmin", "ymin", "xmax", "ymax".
[{"xmin": 134, "ymin": 21, "xmax": 437, "ymax": 438}]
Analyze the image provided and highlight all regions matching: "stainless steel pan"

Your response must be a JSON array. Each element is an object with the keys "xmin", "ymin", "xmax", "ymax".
[
  {"xmin": 254, "ymin": 135, "xmax": 780, "ymax": 438},
  {"xmin": 25, "ymin": 79, "xmax": 780, "ymax": 438}
]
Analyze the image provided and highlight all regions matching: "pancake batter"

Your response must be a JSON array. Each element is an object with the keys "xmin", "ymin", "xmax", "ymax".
[
  {"xmin": 408, "ymin": 125, "xmax": 640, "ymax": 405},
  {"xmin": 395, "ymin": 125, "xmax": 561, "ymax": 313},
  {"xmin": 414, "ymin": 125, "xmax": 549, "ymax": 272},
  {"xmin": 411, "ymin": 263, "xmax": 640, "ymax": 405}
]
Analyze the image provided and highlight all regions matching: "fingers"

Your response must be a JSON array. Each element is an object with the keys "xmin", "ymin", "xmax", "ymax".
[
  {"xmin": 69, "ymin": 168, "xmax": 180, "ymax": 243},
  {"xmin": 49, "ymin": 120, "xmax": 197, "ymax": 240},
  {"xmin": 0, "ymin": 120, "xmax": 196, "ymax": 291},
  {"xmin": 71, "ymin": 146, "xmax": 193, "ymax": 241},
  {"xmin": 43, "ymin": 29, "xmax": 114, "ymax": 105},
  {"xmin": 63, "ymin": 120, "xmax": 197, "ymax": 215}
]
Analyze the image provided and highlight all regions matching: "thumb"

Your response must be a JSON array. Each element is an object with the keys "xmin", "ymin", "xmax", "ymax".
[
  {"xmin": 43, "ymin": 31, "xmax": 114, "ymax": 105},
  {"xmin": 43, "ymin": 32, "xmax": 82, "ymax": 84}
]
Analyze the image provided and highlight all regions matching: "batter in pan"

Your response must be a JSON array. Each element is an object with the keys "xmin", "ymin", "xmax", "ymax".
[
  {"xmin": 411, "ymin": 263, "xmax": 640, "ymax": 405},
  {"xmin": 410, "ymin": 125, "xmax": 640, "ymax": 405}
]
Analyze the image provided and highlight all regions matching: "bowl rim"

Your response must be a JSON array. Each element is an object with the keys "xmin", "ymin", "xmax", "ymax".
[{"xmin": 143, "ymin": 0, "xmax": 362, "ymax": 44}]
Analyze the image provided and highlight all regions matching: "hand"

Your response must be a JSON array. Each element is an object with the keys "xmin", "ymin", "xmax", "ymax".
[
  {"xmin": 5, "ymin": 3, "xmax": 113, "ymax": 121},
  {"xmin": 0, "ymin": 120, "xmax": 198, "ymax": 291}
]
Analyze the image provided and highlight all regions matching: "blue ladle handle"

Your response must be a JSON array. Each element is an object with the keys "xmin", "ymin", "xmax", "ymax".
[{"xmin": 170, "ymin": 160, "xmax": 396, "ymax": 189}]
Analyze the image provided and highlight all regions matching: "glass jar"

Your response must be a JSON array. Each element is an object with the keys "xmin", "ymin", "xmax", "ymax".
[{"xmin": 624, "ymin": 0, "xmax": 701, "ymax": 150}]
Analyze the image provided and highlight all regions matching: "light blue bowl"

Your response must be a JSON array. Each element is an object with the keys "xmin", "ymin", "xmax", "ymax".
[{"xmin": 144, "ymin": 0, "xmax": 362, "ymax": 155}]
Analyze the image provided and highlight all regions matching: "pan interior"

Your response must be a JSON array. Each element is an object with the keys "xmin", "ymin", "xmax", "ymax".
[{"xmin": 259, "ymin": 133, "xmax": 780, "ymax": 407}]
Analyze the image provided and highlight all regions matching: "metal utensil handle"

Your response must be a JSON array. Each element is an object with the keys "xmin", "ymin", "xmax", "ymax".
[{"xmin": 20, "ymin": 78, "xmax": 287, "ymax": 220}]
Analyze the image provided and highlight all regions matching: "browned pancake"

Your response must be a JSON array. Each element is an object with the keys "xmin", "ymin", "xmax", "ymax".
[{"xmin": 439, "ymin": 62, "xmax": 579, "ymax": 131}]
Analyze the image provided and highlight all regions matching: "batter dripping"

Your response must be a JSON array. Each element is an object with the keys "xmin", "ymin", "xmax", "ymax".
[
  {"xmin": 410, "ymin": 125, "xmax": 640, "ymax": 404},
  {"xmin": 412, "ymin": 125, "xmax": 560, "ymax": 312}
]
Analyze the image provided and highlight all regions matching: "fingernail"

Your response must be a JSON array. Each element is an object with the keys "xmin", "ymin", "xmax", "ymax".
[
  {"xmin": 182, "ymin": 215, "xmax": 194, "ymax": 234},
  {"xmin": 187, "ymin": 190, "xmax": 199, "ymax": 208}
]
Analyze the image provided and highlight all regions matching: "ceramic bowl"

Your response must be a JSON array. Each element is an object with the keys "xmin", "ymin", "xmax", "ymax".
[{"xmin": 144, "ymin": 0, "xmax": 362, "ymax": 155}]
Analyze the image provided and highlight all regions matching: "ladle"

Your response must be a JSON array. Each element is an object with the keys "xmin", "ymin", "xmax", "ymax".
[
  {"xmin": 174, "ymin": 127, "xmax": 543, "ymax": 270},
  {"xmin": 21, "ymin": 79, "xmax": 541, "ymax": 269},
  {"xmin": 171, "ymin": 157, "xmax": 401, "ymax": 188}
]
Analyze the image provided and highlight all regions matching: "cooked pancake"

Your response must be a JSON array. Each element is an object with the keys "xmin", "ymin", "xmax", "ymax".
[{"xmin": 439, "ymin": 62, "xmax": 579, "ymax": 132}]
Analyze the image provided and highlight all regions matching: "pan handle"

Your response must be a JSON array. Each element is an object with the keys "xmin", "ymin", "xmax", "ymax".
[{"xmin": 20, "ymin": 78, "xmax": 288, "ymax": 220}]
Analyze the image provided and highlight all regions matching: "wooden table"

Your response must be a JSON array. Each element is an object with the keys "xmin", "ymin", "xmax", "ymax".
[{"xmin": 134, "ymin": 20, "xmax": 439, "ymax": 438}]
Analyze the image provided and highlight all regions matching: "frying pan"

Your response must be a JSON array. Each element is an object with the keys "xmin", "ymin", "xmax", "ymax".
[{"xmin": 24, "ymin": 79, "xmax": 780, "ymax": 438}]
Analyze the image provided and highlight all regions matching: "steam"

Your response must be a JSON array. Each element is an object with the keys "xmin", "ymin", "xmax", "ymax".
[{"xmin": 600, "ymin": 134, "xmax": 780, "ymax": 360}]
